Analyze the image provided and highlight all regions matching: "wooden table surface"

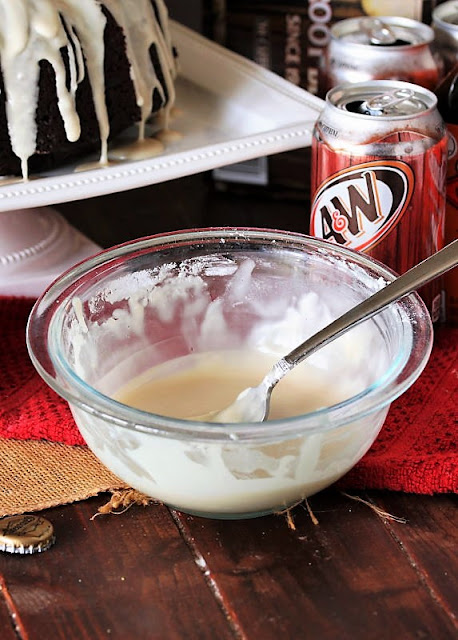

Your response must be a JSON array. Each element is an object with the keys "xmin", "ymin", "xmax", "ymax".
[{"xmin": 1, "ymin": 174, "xmax": 456, "ymax": 639}]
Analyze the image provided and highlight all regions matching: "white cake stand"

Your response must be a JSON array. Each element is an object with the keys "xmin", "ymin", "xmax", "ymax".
[
  {"xmin": 0, "ymin": 21, "xmax": 323, "ymax": 298},
  {"xmin": 0, "ymin": 207, "xmax": 100, "ymax": 297}
]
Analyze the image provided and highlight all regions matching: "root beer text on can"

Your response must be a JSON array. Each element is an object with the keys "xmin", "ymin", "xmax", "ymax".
[
  {"xmin": 325, "ymin": 16, "xmax": 441, "ymax": 93},
  {"xmin": 310, "ymin": 80, "xmax": 448, "ymax": 321},
  {"xmin": 433, "ymin": 1, "xmax": 458, "ymax": 74}
]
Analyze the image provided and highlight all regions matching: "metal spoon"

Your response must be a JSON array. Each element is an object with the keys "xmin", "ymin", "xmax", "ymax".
[{"xmin": 201, "ymin": 240, "xmax": 458, "ymax": 424}]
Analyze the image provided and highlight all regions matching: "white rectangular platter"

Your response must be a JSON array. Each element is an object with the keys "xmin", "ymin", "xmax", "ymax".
[{"xmin": 0, "ymin": 21, "xmax": 324, "ymax": 213}]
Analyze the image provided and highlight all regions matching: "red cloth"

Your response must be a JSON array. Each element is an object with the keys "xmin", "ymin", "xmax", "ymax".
[
  {"xmin": 1, "ymin": 297, "xmax": 457, "ymax": 494},
  {"xmin": 1, "ymin": 297, "xmax": 83, "ymax": 447}
]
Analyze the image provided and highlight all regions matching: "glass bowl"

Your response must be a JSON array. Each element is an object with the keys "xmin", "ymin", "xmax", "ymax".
[{"xmin": 27, "ymin": 228, "xmax": 433, "ymax": 519}]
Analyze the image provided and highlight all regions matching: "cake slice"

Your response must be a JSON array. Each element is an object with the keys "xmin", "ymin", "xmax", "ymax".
[{"xmin": 0, "ymin": 0, "xmax": 178, "ymax": 179}]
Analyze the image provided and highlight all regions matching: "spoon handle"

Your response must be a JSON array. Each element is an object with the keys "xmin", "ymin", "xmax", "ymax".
[{"xmin": 281, "ymin": 239, "xmax": 458, "ymax": 372}]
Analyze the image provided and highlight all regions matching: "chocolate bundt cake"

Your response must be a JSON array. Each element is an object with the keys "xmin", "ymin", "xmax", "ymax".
[{"xmin": 0, "ymin": 0, "xmax": 178, "ymax": 179}]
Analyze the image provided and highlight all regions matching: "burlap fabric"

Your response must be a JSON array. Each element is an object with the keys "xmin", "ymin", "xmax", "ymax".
[{"xmin": 0, "ymin": 438, "xmax": 127, "ymax": 517}]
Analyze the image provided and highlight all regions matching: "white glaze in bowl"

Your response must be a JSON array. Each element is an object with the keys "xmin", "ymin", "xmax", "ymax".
[{"xmin": 27, "ymin": 228, "xmax": 433, "ymax": 518}]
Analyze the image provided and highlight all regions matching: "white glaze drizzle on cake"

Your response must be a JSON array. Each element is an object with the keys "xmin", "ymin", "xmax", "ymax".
[{"xmin": 0, "ymin": 0, "xmax": 177, "ymax": 179}]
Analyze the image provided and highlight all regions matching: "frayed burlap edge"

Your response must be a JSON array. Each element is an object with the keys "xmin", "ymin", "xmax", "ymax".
[{"xmin": 0, "ymin": 437, "xmax": 128, "ymax": 517}]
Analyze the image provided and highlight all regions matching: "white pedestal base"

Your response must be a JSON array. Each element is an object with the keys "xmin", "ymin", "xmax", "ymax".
[{"xmin": 0, "ymin": 207, "xmax": 101, "ymax": 298}]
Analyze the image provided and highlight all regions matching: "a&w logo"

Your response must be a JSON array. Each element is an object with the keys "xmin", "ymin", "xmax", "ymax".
[{"xmin": 310, "ymin": 160, "xmax": 414, "ymax": 251}]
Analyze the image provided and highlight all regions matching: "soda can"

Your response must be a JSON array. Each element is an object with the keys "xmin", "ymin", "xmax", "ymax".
[
  {"xmin": 443, "ymin": 117, "xmax": 458, "ymax": 324},
  {"xmin": 432, "ymin": 0, "xmax": 458, "ymax": 74},
  {"xmin": 310, "ymin": 80, "xmax": 448, "ymax": 321},
  {"xmin": 436, "ymin": 63, "xmax": 458, "ymax": 324},
  {"xmin": 325, "ymin": 16, "xmax": 441, "ymax": 93}
]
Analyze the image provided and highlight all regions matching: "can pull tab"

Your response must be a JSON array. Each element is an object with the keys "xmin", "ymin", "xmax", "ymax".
[
  {"xmin": 364, "ymin": 89, "xmax": 417, "ymax": 115},
  {"xmin": 360, "ymin": 17, "xmax": 396, "ymax": 45}
]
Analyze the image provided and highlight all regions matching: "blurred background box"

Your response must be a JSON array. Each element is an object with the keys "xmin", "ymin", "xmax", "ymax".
[
  {"xmin": 205, "ymin": 1, "xmax": 441, "ymax": 98},
  {"xmin": 167, "ymin": 0, "xmax": 203, "ymax": 31}
]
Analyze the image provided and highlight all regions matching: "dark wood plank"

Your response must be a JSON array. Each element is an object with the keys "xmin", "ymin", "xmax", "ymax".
[
  {"xmin": 0, "ymin": 497, "xmax": 233, "ymax": 640},
  {"xmin": 172, "ymin": 489, "xmax": 457, "ymax": 640},
  {"xmin": 0, "ymin": 578, "xmax": 21, "ymax": 640},
  {"xmin": 376, "ymin": 492, "xmax": 458, "ymax": 625}
]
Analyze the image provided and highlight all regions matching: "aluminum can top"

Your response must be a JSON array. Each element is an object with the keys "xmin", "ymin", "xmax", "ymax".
[
  {"xmin": 330, "ymin": 16, "xmax": 434, "ymax": 49},
  {"xmin": 432, "ymin": 1, "xmax": 458, "ymax": 72},
  {"xmin": 433, "ymin": 1, "xmax": 458, "ymax": 34},
  {"xmin": 318, "ymin": 81, "xmax": 444, "ymax": 147},
  {"xmin": 328, "ymin": 81, "xmax": 437, "ymax": 118}
]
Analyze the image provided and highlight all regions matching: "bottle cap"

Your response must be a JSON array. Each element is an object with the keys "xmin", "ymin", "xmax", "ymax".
[{"xmin": 0, "ymin": 515, "xmax": 55, "ymax": 554}]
